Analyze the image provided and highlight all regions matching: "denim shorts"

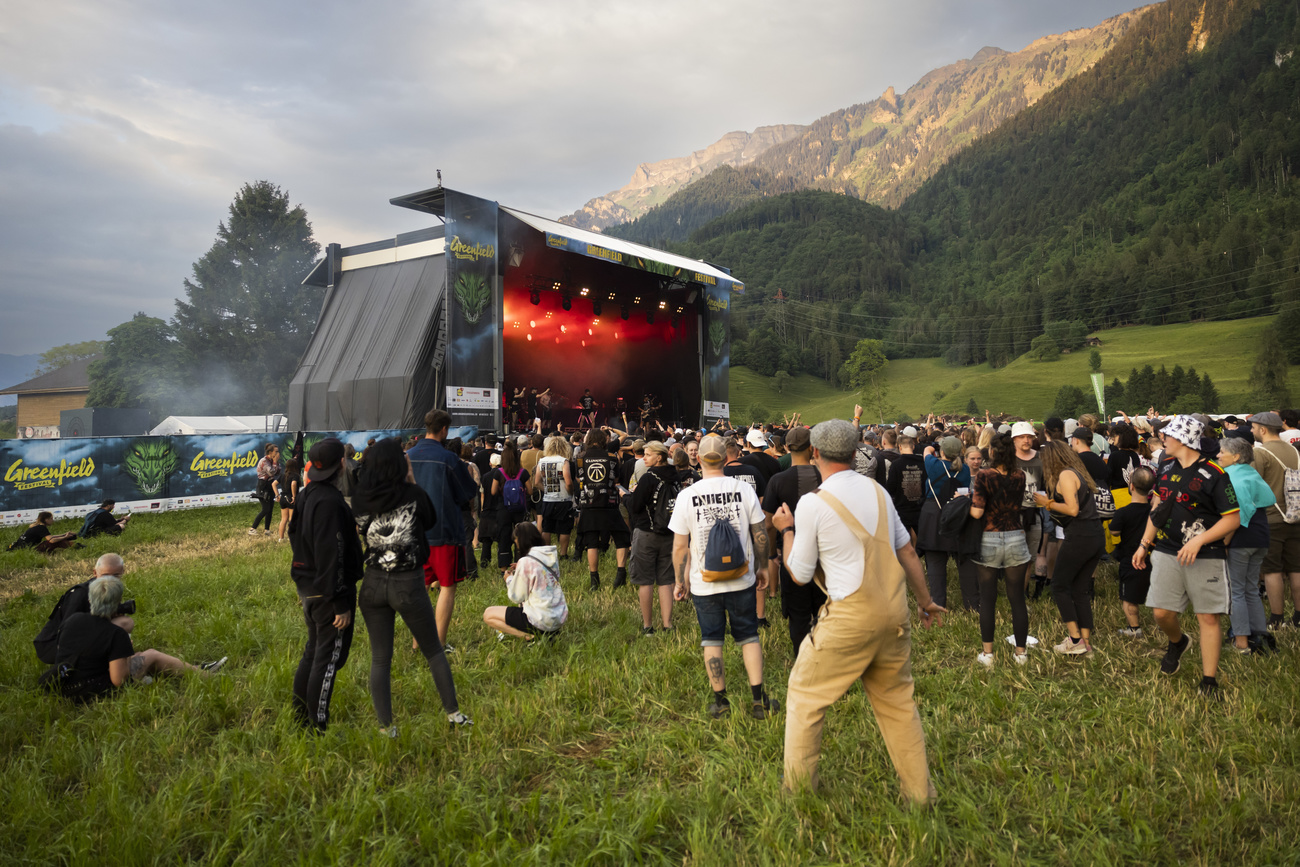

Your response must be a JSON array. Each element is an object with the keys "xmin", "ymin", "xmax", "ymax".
[
  {"xmin": 692, "ymin": 586, "xmax": 759, "ymax": 648},
  {"xmin": 975, "ymin": 530, "xmax": 1032, "ymax": 569}
]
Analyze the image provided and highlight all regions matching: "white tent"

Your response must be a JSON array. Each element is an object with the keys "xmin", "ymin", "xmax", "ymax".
[{"xmin": 149, "ymin": 415, "xmax": 288, "ymax": 436}]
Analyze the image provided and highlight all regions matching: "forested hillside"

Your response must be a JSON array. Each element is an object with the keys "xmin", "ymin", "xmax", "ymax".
[{"xmin": 673, "ymin": 0, "xmax": 1300, "ymax": 383}]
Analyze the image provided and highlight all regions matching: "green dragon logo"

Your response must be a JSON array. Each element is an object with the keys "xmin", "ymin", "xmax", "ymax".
[
  {"xmin": 455, "ymin": 273, "xmax": 491, "ymax": 324},
  {"xmin": 708, "ymin": 322, "xmax": 727, "ymax": 358},
  {"xmin": 123, "ymin": 440, "xmax": 179, "ymax": 496}
]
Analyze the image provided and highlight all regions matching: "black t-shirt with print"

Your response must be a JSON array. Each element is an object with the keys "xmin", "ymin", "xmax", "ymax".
[
  {"xmin": 1107, "ymin": 449, "xmax": 1142, "ymax": 492},
  {"xmin": 1151, "ymin": 458, "xmax": 1239, "ymax": 560},
  {"xmin": 580, "ymin": 394, "xmax": 595, "ymax": 412},
  {"xmin": 724, "ymin": 462, "xmax": 766, "ymax": 498},
  {"xmin": 761, "ymin": 465, "xmax": 821, "ymax": 551},
  {"xmin": 354, "ymin": 483, "xmax": 437, "ymax": 573},
  {"xmin": 887, "ymin": 453, "xmax": 927, "ymax": 523},
  {"xmin": 1109, "ymin": 501, "xmax": 1152, "ymax": 577}
]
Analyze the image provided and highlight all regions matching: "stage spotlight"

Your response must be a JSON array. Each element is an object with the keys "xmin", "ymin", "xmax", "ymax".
[
  {"xmin": 658, "ymin": 300, "xmax": 667, "ymax": 310},
  {"xmin": 579, "ymin": 287, "xmax": 589, "ymax": 296},
  {"xmin": 592, "ymin": 300, "xmax": 602, "ymax": 315},
  {"xmin": 607, "ymin": 292, "xmax": 616, "ymax": 301},
  {"xmin": 561, "ymin": 293, "xmax": 572, "ymax": 311},
  {"xmin": 507, "ymin": 244, "xmax": 524, "ymax": 269},
  {"xmin": 620, "ymin": 305, "xmax": 630, "ymax": 321},
  {"xmin": 529, "ymin": 289, "xmax": 540, "ymax": 305}
]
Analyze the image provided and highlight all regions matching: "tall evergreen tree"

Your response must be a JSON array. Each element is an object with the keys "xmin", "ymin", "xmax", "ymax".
[
  {"xmin": 1250, "ymin": 329, "xmax": 1291, "ymax": 409},
  {"xmin": 172, "ymin": 181, "xmax": 321, "ymax": 413}
]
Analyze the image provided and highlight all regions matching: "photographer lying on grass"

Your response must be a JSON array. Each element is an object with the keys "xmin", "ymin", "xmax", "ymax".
[{"xmin": 40, "ymin": 574, "xmax": 226, "ymax": 702}]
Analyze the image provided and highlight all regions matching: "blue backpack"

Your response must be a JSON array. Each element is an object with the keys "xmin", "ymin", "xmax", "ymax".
[
  {"xmin": 502, "ymin": 468, "xmax": 527, "ymax": 513},
  {"xmin": 701, "ymin": 516, "xmax": 748, "ymax": 583}
]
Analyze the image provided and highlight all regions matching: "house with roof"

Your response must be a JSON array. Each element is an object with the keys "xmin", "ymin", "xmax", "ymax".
[{"xmin": 0, "ymin": 358, "xmax": 94, "ymax": 438}]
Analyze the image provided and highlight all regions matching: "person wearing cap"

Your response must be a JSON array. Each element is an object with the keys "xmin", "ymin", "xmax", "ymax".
[
  {"xmin": 408, "ymin": 409, "xmax": 479, "ymax": 652},
  {"xmin": 288, "ymin": 437, "xmax": 364, "ymax": 732},
  {"xmin": 1248, "ymin": 410, "xmax": 1300, "ymax": 628},
  {"xmin": 626, "ymin": 440, "xmax": 678, "ymax": 635},
  {"xmin": 761, "ymin": 426, "xmax": 824, "ymax": 657},
  {"xmin": 1010, "ymin": 421, "xmax": 1050, "ymax": 595},
  {"xmin": 1069, "ymin": 427, "xmax": 1108, "ymax": 489},
  {"xmin": 772, "ymin": 419, "xmax": 945, "ymax": 803},
  {"xmin": 669, "ymin": 434, "xmax": 778, "ymax": 720},
  {"xmin": 1132, "ymin": 415, "xmax": 1240, "ymax": 698},
  {"xmin": 1222, "ymin": 416, "xmax": 1256, "ymax": 444},
  {"xmin": 741, "ymin": 428, "xmax": 781, "ymax": 482}
]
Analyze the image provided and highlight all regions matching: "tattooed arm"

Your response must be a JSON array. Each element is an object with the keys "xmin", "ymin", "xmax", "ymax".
[{"xmin": 751, "ymin": 521, "xmax": 770, "ymax": 591}]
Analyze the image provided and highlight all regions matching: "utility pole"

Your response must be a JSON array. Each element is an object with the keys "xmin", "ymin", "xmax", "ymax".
[{"xmin": 774, "ymin": 287, "xmax": 787, "ymax": 341}]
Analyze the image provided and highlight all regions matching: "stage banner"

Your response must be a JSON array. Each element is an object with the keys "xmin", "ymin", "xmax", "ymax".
[
  {"xmin": 0, "ymin": 428, "xmax": 425, "ymax": 526},
  {"xmin": 444, "ymin": 189, "xmax": 501, "ymax": 432},
  {"xmin": 701, "ymin": 283, "xmax": 731, "ymax": 425}
]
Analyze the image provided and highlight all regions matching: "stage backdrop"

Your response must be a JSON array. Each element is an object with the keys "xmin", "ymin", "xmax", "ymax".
[
  {"xmin": 443, "ymin": 189, "xmax": 502, "ymax": 432},
  {"xmin": 701, "ymin": 282, "xmax": 732, "ymax": 424},
  {"xmin": 0, "ymin": 428, "xmax": 478, "ymax": 527}
]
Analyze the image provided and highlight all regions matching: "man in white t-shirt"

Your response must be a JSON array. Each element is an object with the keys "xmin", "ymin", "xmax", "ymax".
[
  {"xmin": 773, "ymin": 419, "xmax": 944, "ymax": 803},
  {"xmin": 670, "ymin": 435, "xmax": 778, "ymax": 721}
]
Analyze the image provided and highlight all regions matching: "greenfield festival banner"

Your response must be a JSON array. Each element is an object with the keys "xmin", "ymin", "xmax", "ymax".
[{"xmin": 0, "ymin": 428, "xmax": 469, "ymax": 527}]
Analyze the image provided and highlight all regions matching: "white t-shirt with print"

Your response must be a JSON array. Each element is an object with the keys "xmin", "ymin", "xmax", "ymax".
[{"xmin": 668, "ymin": 474, "xmax": 764, "ymax": 596}]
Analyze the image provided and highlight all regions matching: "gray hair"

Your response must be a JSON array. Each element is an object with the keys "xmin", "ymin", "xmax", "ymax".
[
  {"xmin": 1220, "ymin": 436, "xmax": 1254, "ymax": 465},
  {"xmin": 95, "ymin": 553, "xmax": 124, "ymax": 576},
  {"xmin": 89, "ymin": 575, "xmax": 124, "ymax": 618},
  {"xmin": 810, "ymin": 419, "xmax": 858, "ymax": 463}
]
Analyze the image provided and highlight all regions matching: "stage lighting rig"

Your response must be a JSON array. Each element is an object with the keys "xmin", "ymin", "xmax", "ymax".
[
  {"xmin": 561, "ymin": 291, "xmax": 572, "ymax": 311},
  {"xmin": 592, "ymin": 300, "xmax": 602, "ymax": 315},
  {"xmin": 620, "ymin": 304, "xmax": 630, "ymax": 321},
  {"xmin": 529, "ymin": 289, "xmax": 540, "ymax": 305}
]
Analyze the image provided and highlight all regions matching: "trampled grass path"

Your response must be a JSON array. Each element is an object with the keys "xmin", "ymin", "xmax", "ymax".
[{"xmin": 2, "ymin": 505, "xmax": 1298, "ymax": 865}]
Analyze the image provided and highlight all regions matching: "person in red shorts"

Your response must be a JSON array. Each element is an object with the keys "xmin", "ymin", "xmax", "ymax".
[{"xmin": 407, "ymin": 409, "xmax": 479, "ymax": 653}]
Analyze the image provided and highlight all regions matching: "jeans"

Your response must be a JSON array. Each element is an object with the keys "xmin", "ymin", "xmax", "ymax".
[
  {"xmin": 358, "ymin": 568, "xmax": 459, "ymax": 726},
  {"xmin": 975, "ymin": 530, "xmax": 1032, "ymax": 569},
  {"xmin": 693, "ymin": 586, "xmax": 760, "ymax": 647},
  {"xmin": 1226, "ymin": 546, "xmax": 1268, "ymax": 638}
]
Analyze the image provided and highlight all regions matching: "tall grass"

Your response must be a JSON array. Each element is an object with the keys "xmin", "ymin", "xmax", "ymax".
[{"xmin": 2, "ymin": 505, "xmax": 1298, "ymax": 865}]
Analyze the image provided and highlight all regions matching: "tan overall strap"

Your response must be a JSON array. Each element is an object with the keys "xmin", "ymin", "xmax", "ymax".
[{"xmin": 812, "ymin": 487, "xmax": 889, "ymax": 596}]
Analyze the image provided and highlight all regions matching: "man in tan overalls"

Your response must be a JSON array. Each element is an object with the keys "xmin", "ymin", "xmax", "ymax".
[{"xmin": 773, "ymin": 419, "xmax": 945, "ymax": 804}]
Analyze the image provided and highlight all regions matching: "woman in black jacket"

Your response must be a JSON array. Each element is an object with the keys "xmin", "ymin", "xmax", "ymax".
[{"xmin": 353, "ymin": 437, "xmax": 471, "ymax": 736}]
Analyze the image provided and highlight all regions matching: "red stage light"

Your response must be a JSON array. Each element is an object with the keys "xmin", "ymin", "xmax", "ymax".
[
  {"xmin": 560, "ymin": 324, "xmax": 567, "ymax": 333},
  {"xmin": 581, "ymin": 340, "xmax": 586, "ymax": 347},
  {"xmin": 526, "ymin": 334, "xmax": 532, "ymax": 341},
  {"xmin": 529, "ymin": 320, "xmax": 536, "ymax": 328},
  {"xmin": 587, "ymin": 328, "xmax": 593, "ymax": 336},
  {"xmin": 555, "ymin": 337, "xmax": 560, "ymax": 344}
]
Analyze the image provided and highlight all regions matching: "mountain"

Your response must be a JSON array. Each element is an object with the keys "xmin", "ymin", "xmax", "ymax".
[
  {"xmin": 674, "ymin": 0, "xmax": 1300, "ymax": 381},
  {"xmin": 601, "ymin": 6, "xmax": 1153, "ymax": 246},
  {"xmin": 0, "ymin": 353, "xmax": 40, "ymax": 406},
  {"xmin": 558, "ymin": 125, "xmax": 807, "ymax": 231}
]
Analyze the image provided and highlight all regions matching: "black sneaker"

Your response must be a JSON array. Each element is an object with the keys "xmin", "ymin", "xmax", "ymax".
[
  {"xmin": 1198, "ymin": 680, "xmax": 1223, "ymax": 702},
  {"xmin": 1292, "ymin": 611, "xmax": 1300, "ymax": 629},
  {"xmin": 1160, "ymin": 634, "xmax": 1191, "ymax": 676},
  {"xmin": 749, "ymin": 696, "xmax": 781, "ymax": 720},
  {"xmin": 641, "ymin": 626, "xmax": 655, "ymax": 637},
  {"xmin": 612, "ymin": 572, "xmax": 627, "ymax": 589},
  {"xmin": 589, "ymin": 574, "xmax": 601, "ymax": 591},
  {"xmin": 706, "ymin": 699, "xmax": 731, "ymax": 719},
  {"xmin": 200, "ymin": 656, "xmax": 228, "ymax": 673}
]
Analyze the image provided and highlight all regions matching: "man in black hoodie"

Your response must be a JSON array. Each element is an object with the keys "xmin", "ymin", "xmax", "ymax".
[{"xmin": 289, "ymin": 438, "xmax": 363, "ymax": 732}]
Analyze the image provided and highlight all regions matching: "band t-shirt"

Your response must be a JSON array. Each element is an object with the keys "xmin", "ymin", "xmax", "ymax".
[
  {"xmin": 536, "ymin": 456, "xmax": 571, "ymax": 502},
  {"xmin": 668, "ymin": 475, "xmax": 764, "ymax": 596},
  {"xmin": 1016, "ymin": 452, "xmax": 1043, "ymax": 510},
  {"xmin": 724, "ymin": 462, "xmax": 766, "ymax": 498},
  {"xmin": 1151, "ymin": 458, "xmax": 1239, "ymax": 560},
  {"xmin": 580, "ymin": 395, "xmax": 595, "ymax": 412}
]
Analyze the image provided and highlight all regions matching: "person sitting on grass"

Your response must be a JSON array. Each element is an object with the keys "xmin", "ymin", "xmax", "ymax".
[
  {"xmin": 33, "ymin": 553, "xmax": 136, "ymax": 664},
  {"xmin": 80, "ymin": 500, "xmax": 130, "ymax": 538},
  {"xmin": 484, "ymin": 523, "xmax": 568, "ymax": 642},
  {"xmin": 40, "ymin": 574, "xmax": 226, "ymax": 702},
  {"xmin": 8, "ymin": 511, "xmax": 78, "ymax": 552}
]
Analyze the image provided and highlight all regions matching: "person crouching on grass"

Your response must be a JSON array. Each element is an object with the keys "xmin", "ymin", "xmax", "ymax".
[
  {"xmin": 669, "ymin": 434, "xmax": 779, "ymax": 721},
  {"xmin": 352, "ymin": 437, "xmax": 471, "ymax": 736},
  {"xmin": 483, "ymin": 523, "xmax": 568, "ymax": 642},
  {"xmin": 1131, "ymin": 415, "xmax": 1240, "ymax": 700},
  {"xmin": 289, "ymin": 437, "xmax": 363, "ymax": 733},
  {"xmin": 772, "ymin": 419, "xmax": 945, "ymax": 804}
]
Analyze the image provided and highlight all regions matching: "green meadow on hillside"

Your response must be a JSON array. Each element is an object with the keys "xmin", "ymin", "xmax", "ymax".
[
  {"xmin": 2, "ymin": 504, "xmax": 1299, "ymax": 864},
  {"xmin": 731, "ymin": 317, "xmax": 1278, "ymax": 424}
]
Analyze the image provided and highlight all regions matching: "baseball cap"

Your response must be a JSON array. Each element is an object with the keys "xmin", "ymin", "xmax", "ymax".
[
  {"xmin": 901, "ymin": 425, "xmax": 919, "ymax": 438},
  {"xmin": 1249, "ymin": 411, "xmax": 1283, "ymax": 428},
  {"xmin": 306, "ymin": 437, "xmax": 345, "ymax": 481},
  {"xmin": 746, "ymin": 428, "xmax": 768, "ymax": 448},
  {"xmin": 1071, "ymin": 427, "xmax": 1093, "ymax": 445},
  {"xmin": 785, "ymin": 426, "xmax": 811, "ymax": 452},
  {"xmin": 1064, "ymin": 418, "xmax": 1079, "ymax": 437},
  {"xmin": 1162, "ymin": 415, "xmax": 1204, "ymax": 449},
  {"xmin": 1010, "ymin": 421, "xmax": 1035, "ymax": 438},
  {"xmin": 698, "ymin": 435, "xmax": 727, "ymax": 466},
  {"xmin": 517, "ymin": 435, "xmax": 530, "ymax": 448}
]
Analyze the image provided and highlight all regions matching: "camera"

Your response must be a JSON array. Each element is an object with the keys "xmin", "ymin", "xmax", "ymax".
[{"xmin": 115, "ymin": 599, "xmax": 136, "ymax": 617}]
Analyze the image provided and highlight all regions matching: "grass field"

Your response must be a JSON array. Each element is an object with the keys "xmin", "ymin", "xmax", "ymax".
[
  {"xmin": 730, "ymin": 316, "xmax": 1281, "ymax": 424},
  {"xmin": 3, "ymin": 505, "xmax": 1299, "ymax": 864}
]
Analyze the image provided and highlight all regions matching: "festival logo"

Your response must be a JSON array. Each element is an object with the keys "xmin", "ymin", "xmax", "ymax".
[
  {"xmin": 4, "ymin": 456, "xmax": 96, "ymax": 492},
  {"xmin": 189, "ymin": 446, "xmax": 258, "ymax": 480},
  {"xmin": 123, "ymin": 440, "xmax": 179, "ymax": 496},
  {"xmin": 447, "ymin": 235, "xmax": 495, "ymax": 262},
  {"xmin": 709, "ymin": 322, "xmax": 727, "ymax": 359},
  {"xmin": 454, "ymin": 273, "xmax": 491, "ymax": 324}
]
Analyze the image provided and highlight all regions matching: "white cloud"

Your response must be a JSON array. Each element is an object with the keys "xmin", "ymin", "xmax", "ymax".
[{"xmin": 0, "ymin": 0, "xmax": 1147, "ymax": 353}]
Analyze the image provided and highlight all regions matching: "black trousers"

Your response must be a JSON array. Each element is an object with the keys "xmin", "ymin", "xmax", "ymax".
[
  {"xmin": 252, "ymin": 495, "xmax": 275, "ymax": 530},
  {"xmin": 1051, "ymin": 520, "xmax": 1104, "ymax": 631},
  {"xmin": 779, "ymin": 560, "xmax": 827, "ymax": 659},
  {"xmin": 293, "ymin": 594, "xmax": 354, "ymax": 731},
  {"xmin": 925, "ymin": 551, "xmax": 979, "ymax": 611}
]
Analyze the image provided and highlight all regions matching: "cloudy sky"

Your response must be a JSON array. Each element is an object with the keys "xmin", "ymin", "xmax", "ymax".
[{"xmin": 0, "ymin": 0, "xmax": 1148, "ymax": 356}]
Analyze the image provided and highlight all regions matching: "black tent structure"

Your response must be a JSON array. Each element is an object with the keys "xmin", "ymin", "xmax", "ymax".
[{"xmin": 288, "ymin": 186, "xmax": 743, "ymax": 433}]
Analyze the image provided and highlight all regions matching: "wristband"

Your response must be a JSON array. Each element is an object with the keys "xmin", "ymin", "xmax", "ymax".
[
  {"xmin": 781, "ymin": 526, "xmax": 795, "ymax": 536},
  {"xmin": 1142, "ymin": 540, "xmax": 1155, "ymax": 551}
]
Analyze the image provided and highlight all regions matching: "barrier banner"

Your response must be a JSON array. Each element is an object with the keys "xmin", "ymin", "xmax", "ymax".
[
  {"xmin": 0, "ymin": 428, "xmax": 432, "ymax": 527},
  {"xmin": 701, "ymin": 283, "xmax": 731, "ymax": 425}
]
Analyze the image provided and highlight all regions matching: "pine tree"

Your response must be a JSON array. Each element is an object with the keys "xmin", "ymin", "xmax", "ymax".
[{"xmin": 1250, "ymin": 328, "xmax": 1291, "ymax": 409}]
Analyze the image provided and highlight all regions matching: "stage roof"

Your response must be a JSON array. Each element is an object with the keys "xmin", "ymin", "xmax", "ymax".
[{"xmin": 500, "ymin": 207, "xmax": 744, "ymax": 295}]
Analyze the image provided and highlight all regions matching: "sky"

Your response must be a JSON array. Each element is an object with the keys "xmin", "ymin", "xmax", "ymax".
[{"xmin": 0, "ymin": 0, "xmax": 1150, "ymax": 357}]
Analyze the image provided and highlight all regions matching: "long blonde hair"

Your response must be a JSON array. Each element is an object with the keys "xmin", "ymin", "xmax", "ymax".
[{"xmin": 1039, "ymin": 441, "xmax": 1097, "ymax": 495}]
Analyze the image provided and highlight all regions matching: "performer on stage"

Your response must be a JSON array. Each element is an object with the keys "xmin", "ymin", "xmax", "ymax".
[{"xmin": 578, "ymin": 389, "xmax": 598, "ymax": 431}]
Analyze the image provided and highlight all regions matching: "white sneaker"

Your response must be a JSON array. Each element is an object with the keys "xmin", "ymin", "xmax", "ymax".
[
  {"xmin": 248, "ymin": 528, "xmax": 259, "ymax": 536},
  {"xmin": 1013, "ymin": 652, "xmax": 1029, "ymax": 666},
  {"xmin": 379, "ymin": 725, "xmax": 398, "ymax": 738},
  {"xmin": 1053, "ymin": 636, "xmax": 1089, "ymax": 655},
  {"xmin": 976, "ymin": 652, "xmax": 995, "ymax": 668},
  {"xmin": 200, "ymin": 656, "xmax": 228, "ymax": 673}
]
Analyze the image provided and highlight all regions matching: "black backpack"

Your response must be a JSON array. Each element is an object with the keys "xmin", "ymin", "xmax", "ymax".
[
  {"xmin": 648, "ymin": 472, "xmax": 683, "ymax": 534},
  {"xmin": 577, "ymin": 455, "xmax": 618, "ymax": 509},
  {"xmin": 33, "ymin": 580, "xmax": 91, "ymax": 665}
]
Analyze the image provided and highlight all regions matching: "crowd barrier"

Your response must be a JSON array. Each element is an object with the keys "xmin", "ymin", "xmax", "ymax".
[{"xmin": 0, "ymin": 427, "xmax": 478, "ymax": 527}]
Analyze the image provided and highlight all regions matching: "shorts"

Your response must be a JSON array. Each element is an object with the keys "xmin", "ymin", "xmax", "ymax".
[
  {"xmin": 1117, "ymin": 566, "xmax": 1152, "ymax": 605},
  {"xmin": 422, "ymin": 545, "xmax": 465, "ymax": 588},
  {"xmin": 692, "ymin": 586, "xmax": 760, "ymax": 648},
  {"xmin": 540, "ymin": 501, "xmax": 575, "ymax": 535},
  {"xmin": 577, "ymin": 508, "xmax": 631, "ymax": 551},
  {"xmin": 1146, "ymin": 551, "xmax": 1229, "ymax": 615},
  {"xmin": 630, "ymin": 528, "xmax": 674, "ymax": 586},
  {"xmin": 1263, "ymin": 520, "xmax": 1300, "ymax": 573},
  {"xmin": 974, "ymin": 530, "xmax": 1031, "ymax": 569},
  {"xmin": 504, "ymin": 606, "xmax": 558, "ymax": 636}
]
